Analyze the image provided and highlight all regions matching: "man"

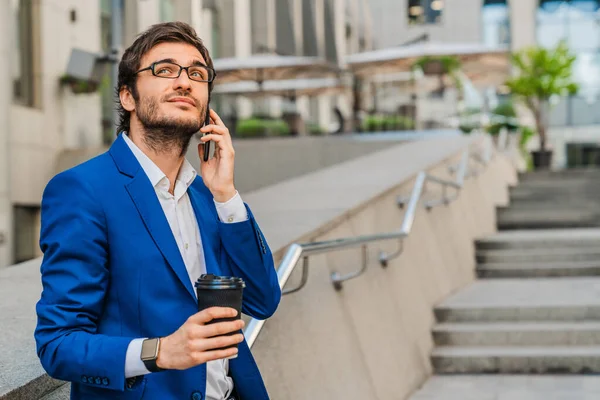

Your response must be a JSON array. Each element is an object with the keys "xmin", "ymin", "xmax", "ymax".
[{"xmin": 34, "ymin": 22, "xmax": 280, "ymax": 400}]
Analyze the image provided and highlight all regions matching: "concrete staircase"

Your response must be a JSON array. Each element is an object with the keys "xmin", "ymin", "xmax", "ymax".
[
  {"xmin": 497, "ymin": 169, "xmax": 600, "ymax": 230},
  {"xmin": 410, "ymin": 171, "xmax": 600, "ymax": 399}
]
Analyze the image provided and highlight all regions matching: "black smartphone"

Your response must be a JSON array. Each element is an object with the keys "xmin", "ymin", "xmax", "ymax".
[{"xmin": 202, "ymin": 108, "xmax": 211, "ymax": 162}]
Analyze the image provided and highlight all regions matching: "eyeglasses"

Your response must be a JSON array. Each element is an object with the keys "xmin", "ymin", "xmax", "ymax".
[{"xmin": 135, "ymin": 61, "xmax": 216, "ymax": 83}]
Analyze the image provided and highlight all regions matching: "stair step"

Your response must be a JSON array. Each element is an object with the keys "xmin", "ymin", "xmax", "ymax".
[
  {"xmin": 477, "ymin": 261, "xmax": 600, "ymax": 278},
  {"xmin": 518, "ymin": 169, "xmax": 600, "ymax": 181},
  {"xmin": 433, "ymin": 322, "xmax": 600, "ymax": 346},
  {"xmin": 432, "ymin": 345, "xmax": 600, "ymax": 374},
  {"xmin": 408, "ymin": 375, "xmax": 600, "ymax": 400},
  {"xmin": 435, "ymin": 278, "xmax": 600, "ymax": 323},
  {"xmin": 475, "ymin": 229, "xmax": 600, "ymax": 250},
  {"xmin": 475, "ymin": 248, "xmax": 600, "ymax": 264}
]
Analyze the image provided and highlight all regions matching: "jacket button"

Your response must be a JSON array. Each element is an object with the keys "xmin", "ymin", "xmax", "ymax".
[
  {"xmin": 102, "ymin": 377, "xmax": 109, "ymax": 386},
  {"xmin": 191, "ymin": 392, "xmax": 203, "ymax": 400},
  {"xmin": 81, "ymin": 375, "xmax": 87, "ymax": 383}
]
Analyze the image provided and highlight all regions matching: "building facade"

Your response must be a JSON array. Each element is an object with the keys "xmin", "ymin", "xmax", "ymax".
[
  {"xmin": 366, "ymin": 0, "xmax": 600, "ymax": 168},
  {"xmin": 0, "ymin": 0, "xmax": 371, "ymax": 268}
]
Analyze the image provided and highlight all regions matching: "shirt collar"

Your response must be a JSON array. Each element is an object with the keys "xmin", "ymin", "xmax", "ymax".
[{"xmin": 122, "ymin": 133, "xmax": 197, "ymax": 190}]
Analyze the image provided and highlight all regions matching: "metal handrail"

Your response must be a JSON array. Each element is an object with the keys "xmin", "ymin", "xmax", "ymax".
[{"xmin": 244, "ymin": 136, "xmax": 494, "ymax": 348}]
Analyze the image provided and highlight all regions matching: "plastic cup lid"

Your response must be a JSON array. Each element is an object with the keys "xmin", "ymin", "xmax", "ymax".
[{"xmin": 194, "ymin": 274, "xmax": 245, "ymax": 289}]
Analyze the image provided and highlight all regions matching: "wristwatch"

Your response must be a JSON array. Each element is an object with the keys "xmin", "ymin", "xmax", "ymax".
[{"xmin": 141, "ymin": 338, "xmax": 164, "ymax": 372}]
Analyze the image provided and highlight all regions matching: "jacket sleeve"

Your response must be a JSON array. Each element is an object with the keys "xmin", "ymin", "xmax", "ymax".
[
  {"xmin": 34, "ymin": 171, "xmax": 133, "ymax": 392},
  {"xmin": 218, "ymin": 205, "xmax": 281, "ymax": 320}
]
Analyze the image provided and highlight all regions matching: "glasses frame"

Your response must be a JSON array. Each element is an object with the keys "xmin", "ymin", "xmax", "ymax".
[{"xmin": 135, "ymin": 61, "xmax": 217, "ymax": 83}]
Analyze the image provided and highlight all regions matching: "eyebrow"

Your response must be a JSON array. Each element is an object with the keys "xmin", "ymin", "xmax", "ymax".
[{"xmin": 153, "ymin": 58, "xmax": 208, "ymax": 68}]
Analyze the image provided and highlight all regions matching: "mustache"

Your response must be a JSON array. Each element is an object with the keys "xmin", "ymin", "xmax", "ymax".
[{"xmin": 163, "ymin": 91, "xmax": 198, "ymax": 106}]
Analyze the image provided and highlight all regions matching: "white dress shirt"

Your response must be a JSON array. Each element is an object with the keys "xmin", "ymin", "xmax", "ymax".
[{"xmin": 122, "ymin": 133, "xmax": 248, "ymax": 399}]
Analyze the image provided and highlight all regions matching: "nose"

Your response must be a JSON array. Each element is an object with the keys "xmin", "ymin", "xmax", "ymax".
[{"xmin": 172, "ymin": 69, "xmax": 193, "ymax": 91}]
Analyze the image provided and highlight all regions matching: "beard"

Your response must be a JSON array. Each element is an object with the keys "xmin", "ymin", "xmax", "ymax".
[{"xmin": 135, "ymin": 92, "xmax": 205, "ymax": 156}]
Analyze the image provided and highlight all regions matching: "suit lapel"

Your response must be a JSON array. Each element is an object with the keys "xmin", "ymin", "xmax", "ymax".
[{"xmin": 110, "ymin": 134, "xmax": 196, "ymax": 301}]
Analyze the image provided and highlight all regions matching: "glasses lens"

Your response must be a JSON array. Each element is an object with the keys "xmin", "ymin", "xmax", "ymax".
[
  {"xmin": 153, "ymin": 62, "xmax": 181, "ymax": 78},
  {"xmin": 188, "ymin": 66, "xmax": 213, "ymax": 82}
]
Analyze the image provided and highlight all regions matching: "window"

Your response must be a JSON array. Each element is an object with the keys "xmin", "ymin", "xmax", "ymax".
[
  {"xmin": 408, "ymin": 0, "xmax": 444, "ymax": 25},
  {"xmin": 537, "ymin": 0, "xmax": 600, "ymax": 126},
  {"xmin": 11, "ymin": 0, "xmax": 39, "ymax": 107},
  {"xmin": 13, "ymin": 205, "xmax": 40, "ymax": 263},
  {"xmin": 160, "ymin": 0, "xmax": 175, "ymax": 22},
  {"xmin": 482, "ymin": 0, "xmax": 511, "ymax": 47}
]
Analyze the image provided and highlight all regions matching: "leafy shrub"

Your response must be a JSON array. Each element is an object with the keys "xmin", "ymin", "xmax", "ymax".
[{"xmin": 235, "ymin": 118, "xmax": 291, "ymax": 138}]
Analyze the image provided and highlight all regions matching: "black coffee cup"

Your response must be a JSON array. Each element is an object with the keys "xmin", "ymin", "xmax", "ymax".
[{"xmin": 194, "ymin": 274, "xmax": 245, "ymax": 355}]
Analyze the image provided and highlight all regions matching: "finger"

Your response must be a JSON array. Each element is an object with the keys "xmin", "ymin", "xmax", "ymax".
[
  {"xmin": 193, "ymin": 347, "xmax": 239, "ymax": 364},
  {"xmin": 201, "ymin": 319, "xmax": 245, "ymax": 338},
  {"xmin": 189, "ymin": 307, "xmax": 238, "ymax": 324},
  {"xmin": 209, "ymin": 109, "xmax": 225, "ymax": 127},
  {"xmin": 193, "ymin": 333, "xmax": 245, "ymax": 352},
  {"xmin": 199, "ymin": 134, "xmax": 227, "ymax": 147},
  {"xmin": 200, "ymin": 124, "xmax": 228, "ymax": 135}
]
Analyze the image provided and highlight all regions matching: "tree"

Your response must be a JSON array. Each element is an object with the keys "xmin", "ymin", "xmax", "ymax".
[{"xmin": 505, "ymin": 41, "xmax": 579, "ymax": 152}]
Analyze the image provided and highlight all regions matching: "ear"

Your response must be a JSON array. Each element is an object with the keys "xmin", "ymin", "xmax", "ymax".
[{"xmin": 119, "ymin": 86, "xmax": 136, "ymax": 112}]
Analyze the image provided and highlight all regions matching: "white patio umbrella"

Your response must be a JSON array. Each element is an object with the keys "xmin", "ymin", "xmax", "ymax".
[
  {"xmin": 345, "ymin": 42, "xmax": 510, "ymax": 86},
  {"xmin": 212, "ymin": 54, "xmax": 341, "ymax": 85}
]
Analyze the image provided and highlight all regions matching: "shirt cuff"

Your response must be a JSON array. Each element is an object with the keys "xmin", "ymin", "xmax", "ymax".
[
  {"xmin": 125, "ymin": 338, "xmax": 151, "ymax": 378},
  {"xmin": 214, "ymin": 191, "xmax": 248, "ymax": 223}
]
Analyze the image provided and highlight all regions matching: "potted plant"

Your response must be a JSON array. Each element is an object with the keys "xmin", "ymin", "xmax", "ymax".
[
  {"xmin": 504, "ymin": 41, "xmax": 579, "ymax": 169},
  {"xmin": 413, "ymin": 55, "xmax": 461, "ymax": 76},
  {"xmin": 413, "ymin": 55, "xmax": 462, "ymax": 97},
  {"xmin": 59, "ymin": 74, "xmax": 100, "ymax": 94}
]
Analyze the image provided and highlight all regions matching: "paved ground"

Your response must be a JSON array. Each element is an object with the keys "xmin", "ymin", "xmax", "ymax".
[{"xmin": 409, "ymin": 375, "xmax": 600, "ymax": 400}]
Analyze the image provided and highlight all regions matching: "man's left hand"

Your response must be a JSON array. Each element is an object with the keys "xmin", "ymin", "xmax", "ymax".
[{"xmin": 199, "ymin": 109, "xmax": 237, "ymax": 203}]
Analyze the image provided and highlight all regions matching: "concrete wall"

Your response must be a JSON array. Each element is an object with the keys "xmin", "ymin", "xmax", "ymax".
[
  {"xmin": 53, "ymin": 135, "xmax": 414, "ymax": 195},
  {"xmin": 369, "ymin": 0, "xmax": 483, "ymax": 48},
  {"xmin": 245, "ymin": 137, "xmax": 517, "ymax": 399},
  {"xmin": 509, "ymin": 0, "xmax": 537, "ymax": 50},
  {"xmin": 0, "ymin": 3, "xmax": 13, "ymax": 267}
]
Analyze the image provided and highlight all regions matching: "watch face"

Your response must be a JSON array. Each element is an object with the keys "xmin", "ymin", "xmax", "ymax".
[{"xmin": 141, "ymin": 338, "xmax": 159, "ymax": 361}]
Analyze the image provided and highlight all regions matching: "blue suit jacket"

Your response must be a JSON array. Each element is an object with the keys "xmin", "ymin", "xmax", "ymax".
[{"xmin": 34, "ymin": 135, "xmax": 281, "ymax": 399}]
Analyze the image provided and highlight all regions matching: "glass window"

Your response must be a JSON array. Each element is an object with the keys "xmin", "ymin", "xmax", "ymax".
[
  {"xmin": 537, "ymin": 0, "xmax": 600, "ymax": 126},
  {"xmin": 160, "ymin": 0, "xmax": 175, "ymax": 22},
  {"xmin": 482, "ymin": 0, "xmax": 511, "ymax": 47},
  {"xmin": 11, "ymin": 0, "xmax": 38, "ymax": 107},
  {"xmin": 408, "ymin": 0, "xmax": 443, "ymax": 25}
]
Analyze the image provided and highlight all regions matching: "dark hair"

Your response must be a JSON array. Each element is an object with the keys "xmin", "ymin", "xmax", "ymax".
[{"xmin": 115, "ymin": 21, "xmax": 214, "ymax": 135}]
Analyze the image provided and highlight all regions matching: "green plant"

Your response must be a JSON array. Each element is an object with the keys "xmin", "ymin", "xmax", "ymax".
[
  {"xmin": 413, "ymin": 55, "xmax": 461, "ymax": 76},
  {"xmin": 505, "ymin": 41, "xmax": 579, "ymax": 152},
  {"xmin": 458, "ymin": 107, "xmax": 482, "ymax": 134},
  {"xmin": 519, "ymin": 126, "xmax": 536, "ymax": 171},
  {"xmin": 235, "ymin": 118, "xmax": 291, "ymax": 138},
  {"xmin": 487, "ymin": 101, "xmax": 519, "ymax": 135},
  {"xmin": 413, "ymin": 55, "xmax": 463, "ymax": 96},
  {"xmin": 307, "ymin": 123, "xmax": 325, "ymax": 136},
  {"xmin": 361, "ymin": 115, "xmax": 383, "ymax": 132},
  {"xmin": 59, "ymin": 75, "xmax": 99, "ymax": 94}
]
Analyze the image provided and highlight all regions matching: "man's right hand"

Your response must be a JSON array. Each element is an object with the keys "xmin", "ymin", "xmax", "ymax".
[{"xmin": 156, "ymin": 307, "xmax": 245, "ymax": 370}]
